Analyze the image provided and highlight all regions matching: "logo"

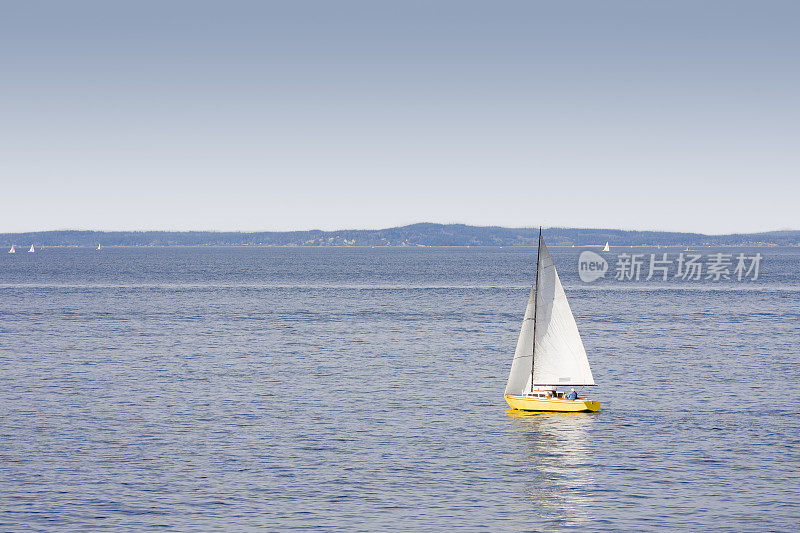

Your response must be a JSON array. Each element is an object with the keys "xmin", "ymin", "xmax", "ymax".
[
  {"xmin": 576, "ymin": 250, "xmax": 762, "ymax": 283},
  {"xmin": 578, "ymin": 251, "xmax": 608, "ymax": 283}
]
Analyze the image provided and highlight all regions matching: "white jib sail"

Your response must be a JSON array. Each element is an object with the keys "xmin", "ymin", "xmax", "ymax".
[
  {"xmin": 504, "ymin": 285, "xmax": 536, "ymax": 395},
  {"xmin": 505, "ymin": 235, "xmax": 594, "ymax": 395}
]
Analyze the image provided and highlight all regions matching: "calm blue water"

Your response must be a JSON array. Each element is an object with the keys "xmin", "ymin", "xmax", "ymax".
[{"xmin": 1, "ymin": 247, "xmax": 799, "ymax": 531}]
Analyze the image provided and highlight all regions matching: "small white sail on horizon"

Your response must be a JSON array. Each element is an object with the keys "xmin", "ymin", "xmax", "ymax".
[
  {"xmin": 28, "ymin": 245, "xmax": 34, "ymax": 253},
  {"xmin": 505, "ymin": 234, "xmax": 595, "ymax": 396},
  {"xmin": 8, "ymin": 245, "xmax": 15, "ymax": 254},
  {"xmin": 97, "ymin": 243, "xmax": 101, "ymax": 250},
  {"xmin": 602, "ymin": 241, "xmax": 610, "ymax": 252}
]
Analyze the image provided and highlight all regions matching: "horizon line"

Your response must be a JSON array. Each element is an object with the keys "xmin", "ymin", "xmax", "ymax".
[{"xmin": 1, "ymin": 223, "xmax": 798, "ymax": 237}]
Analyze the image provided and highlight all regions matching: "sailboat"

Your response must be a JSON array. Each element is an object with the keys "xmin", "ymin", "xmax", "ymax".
[
  {"xmin": 602, "ymin": 241, "xmax": 610, "ymax": 252},
  {"xmin": 28, "ymin": 245, "xmax": 35, "ymax": 253},
  {"xmin": 97, "ymin": 243, "xmax": 101, "ymax": 250},
  {"xmin": 504, "ymin": 229, "xmax": 600, "ymax": 412},
  {"xmin": 8, "ymin": 245, "xmax": 15, "ymax": 254}
]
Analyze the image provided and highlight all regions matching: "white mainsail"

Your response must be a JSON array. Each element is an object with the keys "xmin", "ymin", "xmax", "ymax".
[
  {"xmin": 603, "ymin": 242, "xmax": 610, "ymax": 252},
  {"xmin": 28, "ymin": 245, "xmax": 35, "ymax": 253},
  {"xmin": 505, "ymin": 234, "xmax": 595, "ymax": 395},
  {"xmin": 532, "ymin": 237, "xmax": 595, "ymax": 387},
  {"xmin": 8, "ymin": 245, "xmax": 15, "ymax": 254},
  {"xmin": 97, "ymin": 244, "xmax": 101, "ymax": 250}
]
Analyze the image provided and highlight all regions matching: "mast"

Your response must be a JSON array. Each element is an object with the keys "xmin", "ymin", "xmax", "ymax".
[{"xmin": 530, "ymin": 227, "xmax": 541, "ymax": 392}]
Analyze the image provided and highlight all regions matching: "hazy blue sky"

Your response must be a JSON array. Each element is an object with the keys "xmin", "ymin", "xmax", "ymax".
[{"xmin": 1, "ymin": 1, "xmax": 797, "ymax": 233}]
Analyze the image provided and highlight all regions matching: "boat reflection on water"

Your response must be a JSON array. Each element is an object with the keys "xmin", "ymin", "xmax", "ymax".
[{"xmin": 505, "ymin": 410, "xmax": 597, "ymax": 528}]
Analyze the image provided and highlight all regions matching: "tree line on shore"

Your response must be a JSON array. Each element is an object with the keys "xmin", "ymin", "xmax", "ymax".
[{"xmin": 2, "ymin": 223, "xmax": 798, "ymax": 247}]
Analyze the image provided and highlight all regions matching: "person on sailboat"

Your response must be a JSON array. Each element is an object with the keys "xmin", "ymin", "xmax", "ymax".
[{"xmin": 567, "ymin": 388, "xmax": 578, "ymax": 400}]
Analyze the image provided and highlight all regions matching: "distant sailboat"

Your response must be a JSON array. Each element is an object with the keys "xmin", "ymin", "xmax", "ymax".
[
  {"xmin": 28, "ymin": 245, "xmax": 34, "ymax": 253},
  {"xmin": 97, "ymin": 244, "xmax": 101, "ymax": 250},
  {"xmin": 8, "ymin": 245, "xmax": 15, "ymax": 254},
  {"xmin": 504, "ymin": 229, "xmax": 600, "ymax": 412},
  {"xmin": 602, "ymin": 242, "xmax": 610, "ymax": 252},
  {"xmin": 685, "ymin": 246, "xmax": 690, "ymax": 251}
]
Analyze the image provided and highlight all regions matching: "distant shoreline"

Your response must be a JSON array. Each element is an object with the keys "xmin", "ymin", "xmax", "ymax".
[
  {"xmin": 2, "ymin": 223, "xmax": 799, "ymax": 247},
  {"xmin": 8, "ymin": 244, "xmax": 799, "ymax": 249}
]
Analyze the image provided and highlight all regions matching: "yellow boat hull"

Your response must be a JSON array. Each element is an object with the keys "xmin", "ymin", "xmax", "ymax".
[{"xmin": 504, "ymin": 394, "xmax": 600, "ymax": 412}]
